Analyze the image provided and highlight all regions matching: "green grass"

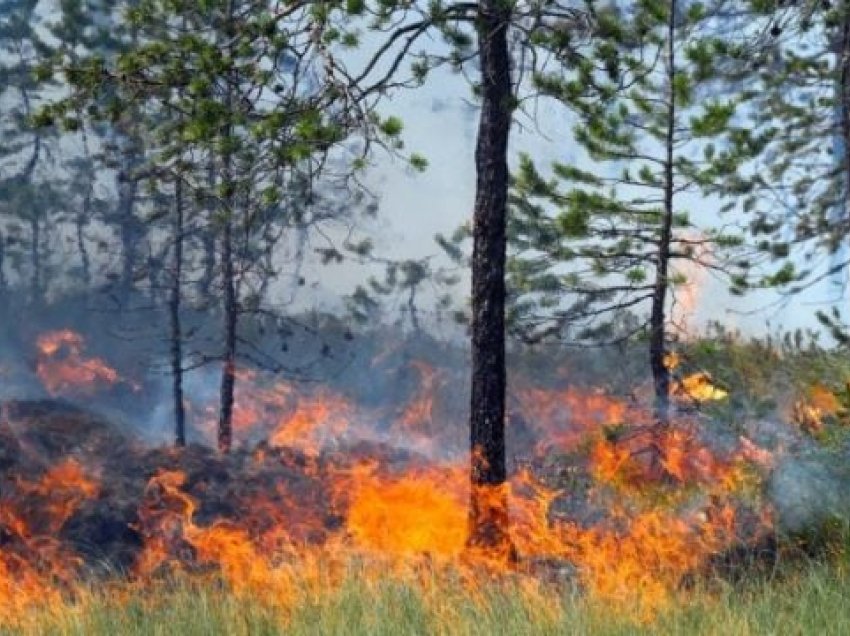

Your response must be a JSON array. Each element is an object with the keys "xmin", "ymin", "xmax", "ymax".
[{"xmin": 3, "ymin": 562, "xmax": 850, "ymax": 636}]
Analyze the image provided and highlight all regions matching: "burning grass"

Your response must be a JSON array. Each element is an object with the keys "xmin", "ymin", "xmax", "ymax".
[
  {"xmin": 3, "ymin": 326, "xmax": 850, "ymax": 633},
  {"xmin": 0, "ymin": 396, "xmax": 777, "ymax": 629}
]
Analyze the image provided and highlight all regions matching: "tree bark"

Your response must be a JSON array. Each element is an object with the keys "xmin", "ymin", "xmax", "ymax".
[
  {"xmin": 218, "ymin": 0, "xmax": 237, "ymax": 454},
  {"xmin": 171, "ymin": 177, "xmax": 186, "ymax": 448},
  {"xmin": 467, "ymin": 0, "xmax": 515, "ymax": 557},
  {"xmin": 198, "ymin": 159, "xmax": 217, "ymax": 301},
  {"xmin": 218, "ymin": 214, "xmax": 236, "ymax": 454},
  {"xmin": 649, "ymin": 0, "xmax": 677, "ymax": 472},
  {"xmin": 838, "ymin": 2, "xmax": 850, "ymax": 250}
]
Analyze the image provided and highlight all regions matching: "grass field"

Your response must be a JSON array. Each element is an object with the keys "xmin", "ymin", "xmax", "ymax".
[{"xmin": 3, "ymin": 559, "xmax": 850, "ymax": 636}]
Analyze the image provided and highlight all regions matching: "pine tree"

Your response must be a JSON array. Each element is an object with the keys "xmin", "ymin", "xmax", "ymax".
[
  {"xmin": 44, "ymin": 0, "xmax": 399, "ymax": 451},
  {"xmin": 731, "ymin": 1, "xmax": 850, "ymax": 333},
  {"xmin": 46, "ymin": 0, "xmax": 153, "ymax": 297},
  {"xmin": 509, "ymin": 0, "xmax": 761, "ymax": 453},
  {"xmin": 339, "ymin": 0, "xmax": 595, "ymax": 550},
  {"xmin": 0, "ymin": 0, "xmax": 58, "ymax": 305}
]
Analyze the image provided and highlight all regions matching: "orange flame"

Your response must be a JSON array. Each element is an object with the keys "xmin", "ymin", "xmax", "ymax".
[
  {"xmin": 665, "ymin": 352, "xmax": 728, "ymax": 402},
  {"xmin": 0, "ymin": 460, "xmax": 99, "ymax": 622},
  {"xmin": 343, "ymin": 462, "xmax": 468, "ymax": 557},
  {"xmin": 35, "ymin": 330, "xmax": 121, "ymax": 396},
  {"xmin": 515, "ymin": 386, "xmax": 630, "ymax": 454},
  {"xmin": 3, "ymin": 342, "xmax": 778, "ymax": 623}
]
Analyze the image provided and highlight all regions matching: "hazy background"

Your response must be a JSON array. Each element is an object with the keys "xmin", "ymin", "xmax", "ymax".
[{"xmin": 306, "ymin": 61, "xmax": 841, "ymax": 340}]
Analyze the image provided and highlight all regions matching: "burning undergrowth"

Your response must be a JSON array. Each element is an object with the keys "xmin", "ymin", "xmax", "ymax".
[{"xmin": 0, "ymin": 325, "xmax": 843, "ymax": 625}]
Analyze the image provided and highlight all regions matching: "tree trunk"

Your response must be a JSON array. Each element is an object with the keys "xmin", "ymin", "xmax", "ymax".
[
  {"xmin": 838, "ymin": 2, "xmax": 850, "ymax": 258},
  {"xmin": 117, "ymin": 173, "xmax": 141, "ymax": 301},
  {"xmin": 77, "ymin": 124, "xmax": 94, "ymax": 290},
  {"xmin": 200, "ymin": 230, "xmax": 217, "ymax": 300},
  {"xmin": 407, "ymin": 285, "xmax": 421, "ymax": 333},
  {"xmin": 198, "ymin": 159, "xmax": 217, "ymax": 301},
  {"xmin": 218, "ymin": 0, "xmax": 237, "ymax": 454},
  {"xmin": 650, "ymin": 0, "xmax": 677, "ymax": 473},
  {"xmin": 76, "ymin": 212, "xmax": 92, "ymax": 290},
  {"xmin": 467, "ymin": 0, "xmax": 515, "ymax": 558},
  {"xmin": 171, "ymin": 178, "xmax": 186, "ymax": 448},
  {"xmin": 218, "ymin": 215, "xmax": 237, "ymax": 454},
  {"xmin": 21, "ymin": 119, "xmax": 42, "ymax": 306}
]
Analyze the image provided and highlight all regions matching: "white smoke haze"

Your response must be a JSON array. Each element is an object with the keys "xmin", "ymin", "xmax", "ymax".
[
  {"xmin": 3, "ymin": 290, "xmax": 847, "ymax": 542},
  {"xmin": 769, "ymin": 455, "xmax": 850, "ymax": 534}
]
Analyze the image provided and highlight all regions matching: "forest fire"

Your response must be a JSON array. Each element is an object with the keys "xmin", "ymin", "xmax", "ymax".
[
  {"xmin": 0, "ymin": 329, "xmax": 785, "ymax": 627},
  {"xmin": 5, "ymin": 0, "xmax": 850, "ymax": 629},
  {"xmin": 789, "ymin": 383, "xmax": 846, "ymax": 435}
]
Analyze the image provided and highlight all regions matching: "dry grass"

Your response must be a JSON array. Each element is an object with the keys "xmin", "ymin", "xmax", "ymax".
[{"xmin": 2, "ymin": 559, "xmax": 849, "ymax": 636}]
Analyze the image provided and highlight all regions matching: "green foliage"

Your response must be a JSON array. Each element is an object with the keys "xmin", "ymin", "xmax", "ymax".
[
  {"xmin": 345, "ymin": 254, "xmax": 459, "ymax": 329},
  {"xmin": 733, "ymin": 1, "xmax": 850, "ymax": 292},
  {"xmin": 0, "ymin": 0, "xmax": 66, "ymax": 299},
  {"xmin": 378, "ymin": 115, "xmax": 404, "ymax": 138},
  {"xmin": 507, "ymin": 0, "xmax": 758, "ymax": 343},
  {"xmin": 408, "ymin": 153, "xmax": 429, "ymax": 172}
]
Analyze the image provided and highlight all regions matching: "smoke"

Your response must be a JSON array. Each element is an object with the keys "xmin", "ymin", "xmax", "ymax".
[
  {"xmin": 769, "ymin": 452, "xmax": 850, "ymax": 534},
  {"xmin": 4, "ymin": 293, "xmax": 850, "ymax": 549}
]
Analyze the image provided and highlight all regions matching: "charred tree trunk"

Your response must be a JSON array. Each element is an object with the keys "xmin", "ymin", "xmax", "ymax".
[
  {"xmin": 217, "ymin": 0, "xmax": 237, "ymax": 454},
  {"xmin": 649, "ymin": 0, "xmax": 677, "ymax": 471},
  {"xmin": 218, "ymin": 214, "xmax": 237, "ymax": 454},
  {"xmin": 467, "ymin": 0, "xmax": 515, "ymax": 558},
  {"xmin": 171, "ymin": 178, "xmax": 186, "ymax": 448}
]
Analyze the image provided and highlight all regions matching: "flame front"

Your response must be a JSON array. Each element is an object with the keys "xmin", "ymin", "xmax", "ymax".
[{"xmin": 1, "ymin": 331, "xmax": 781, "ymax": 626}]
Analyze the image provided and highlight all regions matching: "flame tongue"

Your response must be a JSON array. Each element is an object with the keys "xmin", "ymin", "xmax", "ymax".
[
  {"xmin": 665, "ymin": 352, "xmax": 728, "ymax": 402},
  {"xmin": 35, "ymin": 330, "xmax": 122, "ymax": 396},
  {"xmin": 676, "ymin": 372, "xmax": 728, "ymax": 402},
  {"xmin": 0, "ymin": 458, "xmax": 100, "ymax": 617},
  {"xmin": 343, "ymin": 463, "xmax": 468, "ymax": 557}
]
